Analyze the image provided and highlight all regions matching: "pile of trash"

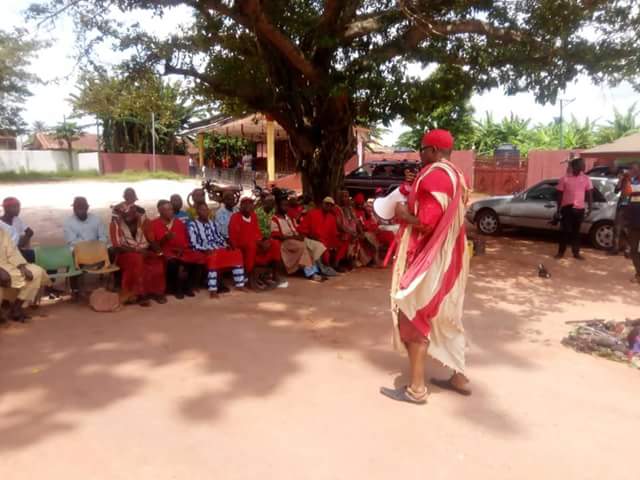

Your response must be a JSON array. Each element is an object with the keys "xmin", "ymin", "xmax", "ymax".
[{"xmin": 562, "ymin": 318, "xmax": 640, "ymax": 369}]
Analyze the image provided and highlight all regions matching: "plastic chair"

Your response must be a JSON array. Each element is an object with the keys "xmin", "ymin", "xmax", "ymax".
[
  {"xmin": 73, "ymin": 241, "xmax": 120, "ymax": 292},
  {"xmin": 73, "ymin": 241, "xmax": 120, "ymax": 275},
  {"xmin": 35, "ymin": 246, "xmax": 83, "ymax": 280}
]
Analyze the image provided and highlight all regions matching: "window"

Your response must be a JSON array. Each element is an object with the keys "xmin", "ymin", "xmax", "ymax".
[
  {"xmin": 372, "ymin": 165, "xmax": 394, "ymax": 178},
  {"xmin": 526, "ymin": 183, "xmax": 559, "ymax": 202},
  {"xmin": 592, "ymin": 180, "xmax": 613, "ymax": 202},
  {"xmin": 348, "ymin": 166, "xmax": 372, "ymax": 178}
]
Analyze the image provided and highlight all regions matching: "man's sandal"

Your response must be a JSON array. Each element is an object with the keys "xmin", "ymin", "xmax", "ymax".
[
  {"xmin": 430, "ymin": 378, "xmax": 472, "ymax": 396},
  {"xmin": 380, "ymin": 386, "xmax": 428, "ymax": 404}
]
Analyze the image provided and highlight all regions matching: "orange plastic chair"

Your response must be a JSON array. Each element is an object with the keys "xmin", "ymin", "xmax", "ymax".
[{"xmin": 73, "ymin": 241, "xmax": 120, "ymax": 275}]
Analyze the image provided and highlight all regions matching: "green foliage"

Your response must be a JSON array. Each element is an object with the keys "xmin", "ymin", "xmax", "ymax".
[
  {"xmin": 0, "ymin": 29, "xmax": 43, "ymax": 134},
  {"xmin": 395, "ymin": 98, "xmax": 476, "ymax": 150},
  {"xmin": 595, "ymin": 103, "xmax": 640, "ymax": 144},
  {"xmin": 70, "ymin": 70, "xmax": 200, "ymax": 154},
  {"xmin": 396, "ymin": 105, "xmax": 636, "ymax": 156},
  {"xmin": 202, "ymin": 133, "xmax": 252, "ymax": 165}
]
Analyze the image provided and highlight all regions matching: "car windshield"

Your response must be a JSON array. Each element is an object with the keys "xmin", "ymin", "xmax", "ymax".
[{"xmin": 592, "ymin": 178, "xmax": 618, "ymax": 202}]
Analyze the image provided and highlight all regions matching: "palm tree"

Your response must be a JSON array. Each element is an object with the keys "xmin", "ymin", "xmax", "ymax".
[
  {"xmin": 596, "ymin": 103, "xmax": 639, "ymax": 144},
  {"xmin": 53, "ymin": 121, "xmax": 84, "ymax": 170}
]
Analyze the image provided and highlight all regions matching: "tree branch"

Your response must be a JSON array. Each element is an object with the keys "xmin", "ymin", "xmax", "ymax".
[
  {"xmin": 318, "ymin": 0, "xmax": 342, "ymax": 31},
  {"xmin": 343, "ymin": 9, "xmax": 404, "ymax": 41},
  {"xmin": 233, "ymin": 0, "xmax": 322, "ymax": 83}
]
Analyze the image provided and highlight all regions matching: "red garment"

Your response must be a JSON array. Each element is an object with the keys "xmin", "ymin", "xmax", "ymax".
[
  {"xmin": 406, "ymin": 167, "xmax": 452, "ymax": 265},
  {"xmin": 298, "ymin": 207, "xmax": 348, "ymax": 264},
  {"xmin": 206, "ymin": 249, "xmax": 244, "ymax": 271},
  {"xmin": 116, "ymin": 251, "xmax": 165, "ymax": 297},
  {"xmin": 149, "ymin": 217, "xmax": 205, "ymax": 264},
  {"xmin": 229, "ymin": 212, "xmax": 281, "ymax": 272},
  {"xmin": 400, "ymin": 162, "xmax": 465, "ymax": 338}
]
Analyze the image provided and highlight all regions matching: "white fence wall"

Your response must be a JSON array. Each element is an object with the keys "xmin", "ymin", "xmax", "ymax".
[
  {"xmin": 77, "ymin": 152, "xmax": 100, "ymax": 172},
  {"xmin": 0, "ymin": 150, "xmax": 99, "ymax": 173}
]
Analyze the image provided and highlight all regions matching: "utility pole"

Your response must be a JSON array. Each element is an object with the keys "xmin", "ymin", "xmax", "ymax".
[
  {"xmin": 151, "ymin": 112, "xmax": 156, "ymax": 172},
  {"xmin": 559, "ymin": 98, "xmax": 575, "ymax": 149}
]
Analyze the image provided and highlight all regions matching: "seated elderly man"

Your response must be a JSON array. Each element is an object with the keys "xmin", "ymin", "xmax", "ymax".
[
  {"xmin": 298, "ymin": 197, "xmax": 349, "ymax": 272},
  {"xmin": 63, "ymin": 196, "xmax": 110, "ymax": 298},
  {"xmin": 64, "ymin": 197, "xmax": 109, "ymax": 247},
  {"xmin": 0, "ymin": 228, "xmax": 49, "ymax": 322},
  {"xmin": 149, "ymin": 200, "xmax": 204, "ymax": 299},
  {"xmin": 188, "ymin": 203, "xmax": 247, "ymax": 298},
  {"xmin": 214, "ymin": 191, "xmax": 238, "ymax": 241},
  {"xmin": 0, "ymin": 197, "xmax": 35, "ymax": 262},
  {"xmin": 229, "ymin": 198, "xmax": 285, "ymax": 289}
]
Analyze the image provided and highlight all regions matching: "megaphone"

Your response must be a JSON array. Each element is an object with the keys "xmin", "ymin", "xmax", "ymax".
[{"xmin": 373, "ymin": 187, "xmax": 407, "ymax": 221}]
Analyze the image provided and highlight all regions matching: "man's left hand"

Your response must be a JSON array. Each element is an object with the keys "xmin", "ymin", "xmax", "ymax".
[{"xmin": 19, "ymin": 265, "xmax": 33, "ymax": 281}]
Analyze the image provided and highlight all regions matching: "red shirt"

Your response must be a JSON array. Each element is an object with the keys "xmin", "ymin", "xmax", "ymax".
[
  {"xmin": 149, "ymin": 217, "xmax": 190, "ymax": 256},
  {"xmin": 228, "ymin": 212, "xmax": 261, "ymax": 249},
  {"xmin": 297, "ymin": 207, "xmax": 340, "ymax": 247}
]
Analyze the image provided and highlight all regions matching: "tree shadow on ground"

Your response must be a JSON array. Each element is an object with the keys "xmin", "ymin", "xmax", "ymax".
[{"xmin": 1, "ymin": 231, "xmax": 637, "ymax": 452}]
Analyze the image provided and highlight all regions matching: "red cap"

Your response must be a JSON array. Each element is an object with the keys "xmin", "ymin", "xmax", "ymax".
[
  {"xmin": 2, "ymin": 197, "xmax": 20, "ymax": 208},
  {"xmin": 421, "ymin": 129, "xmax": 454, "ymax": 150}
]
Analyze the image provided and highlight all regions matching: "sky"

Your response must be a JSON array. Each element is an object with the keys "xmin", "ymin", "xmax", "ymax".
[{"xmin": 4, "ymin": 1, "xmax": 640, "ymax": 146}]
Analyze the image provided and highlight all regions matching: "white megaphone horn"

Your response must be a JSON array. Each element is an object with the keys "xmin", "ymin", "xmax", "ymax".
[{"xmin": 373, "ymin": 187, "xmax": 407, "ymax": 221}]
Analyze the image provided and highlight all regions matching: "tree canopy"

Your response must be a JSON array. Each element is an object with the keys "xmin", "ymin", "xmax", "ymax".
[
  {"xmin": 0, "ymin": 29, "xmax": 42, "ymax": 134},
  {"xmin": 71, "ymin": 70, "xmax": 199, "ymax": 154},
  {"xmin": 28, "ymin": 0, "xmax": 640, "ymax": 197}
]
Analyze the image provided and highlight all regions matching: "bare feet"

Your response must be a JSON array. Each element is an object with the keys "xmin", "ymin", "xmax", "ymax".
[{"xmin": 209, "ymin": 291, "xmax": 220, "ymax": 299}]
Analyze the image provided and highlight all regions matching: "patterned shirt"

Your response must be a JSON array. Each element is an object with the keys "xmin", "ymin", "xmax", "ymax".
[
  {"xmin": 255, "ymin": 207, "xmax": 274, "ymax": 238},
  {"xmin": 188, "ymin": 219, "xmax": 228, "ymax": 251}
]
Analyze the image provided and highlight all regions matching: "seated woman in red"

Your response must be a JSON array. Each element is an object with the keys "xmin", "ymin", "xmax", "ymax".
[
  {"xmin": 110, "ymin": 206, "xmax": 166, "ymax": 306},
  {"xmin": 149, "ymin": 200, "xmax": 205, "ymax": 299},
  {"xmin": 228, "ymin": 198, "xmax": 285, "ymax": 289}
]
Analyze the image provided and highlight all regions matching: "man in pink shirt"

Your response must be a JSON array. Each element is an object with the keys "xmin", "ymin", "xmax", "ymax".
[{"xmin": 555, "ymin": 157, "xmax": 593, "ymax": 260}]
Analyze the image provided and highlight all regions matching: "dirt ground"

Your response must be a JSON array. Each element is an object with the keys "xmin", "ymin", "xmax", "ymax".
[{"xmin": 1, "ymin": 181, "xmax": 640, "ymax": 479}]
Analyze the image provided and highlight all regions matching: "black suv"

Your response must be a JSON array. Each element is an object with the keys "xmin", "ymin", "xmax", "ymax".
[{"xmin": 344, "ymin": 161, "xmax": 419, "ymax": 198}]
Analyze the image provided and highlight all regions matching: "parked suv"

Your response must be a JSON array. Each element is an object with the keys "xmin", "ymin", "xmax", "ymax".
[{"xmin": 344, "ymin": 161, "xmax": 419, "ymax": 198}]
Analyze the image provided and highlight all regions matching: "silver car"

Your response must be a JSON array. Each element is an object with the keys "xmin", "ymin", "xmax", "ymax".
[{"xmin": 466, "ymin": 177, "xmax": 618, "ymax": 249}]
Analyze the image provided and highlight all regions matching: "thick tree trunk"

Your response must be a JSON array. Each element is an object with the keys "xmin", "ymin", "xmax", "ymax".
[{"xmin": 284, "ymin": 96, "xmax": 355, "ymax": 201}]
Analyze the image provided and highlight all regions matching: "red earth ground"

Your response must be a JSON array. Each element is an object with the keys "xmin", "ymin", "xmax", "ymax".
[{"xmin": 1, "ymin": 226, "xmax": 639, "ymax": 479}]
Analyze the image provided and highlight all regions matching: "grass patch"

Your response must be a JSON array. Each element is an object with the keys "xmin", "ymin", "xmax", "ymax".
[{"xmin": 0, "ymin": 169, "xmax": 188, "ymax": 183}]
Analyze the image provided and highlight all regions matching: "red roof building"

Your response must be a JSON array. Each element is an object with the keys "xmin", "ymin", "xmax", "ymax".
[{"xmin": 26, "ymin": 132, "xmax": 100, "ymax": 152}]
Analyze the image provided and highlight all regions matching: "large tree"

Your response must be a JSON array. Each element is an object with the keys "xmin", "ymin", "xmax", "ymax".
[
  {"xmin": 29, "ymin": 1, "xmax": 640, "ymax": 198},
  {"xmin": 0, "ymin": 29, "xmax": 42, "ymax": 134}
]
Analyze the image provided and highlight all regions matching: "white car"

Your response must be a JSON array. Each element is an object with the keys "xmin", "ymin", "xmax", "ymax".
[{"xmin": 466, "ymin": 177, "xmax": 618, "ymax": 250}]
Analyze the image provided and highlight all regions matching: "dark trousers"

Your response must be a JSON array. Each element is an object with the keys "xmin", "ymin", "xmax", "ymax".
[
  {"xmin": 612, "ymin": 206, "xmax": 629, "ymax": 252},
  {"xmin": 166, "ymin": 259, "xmax": 200, "ymax": 294},
  {"xmin": 558, "ymin": 206, "xmax": 585, "ymax": 256},
  {"xmin": 628, "ymin": 228, "xmax": 640, "ymax": 277}
]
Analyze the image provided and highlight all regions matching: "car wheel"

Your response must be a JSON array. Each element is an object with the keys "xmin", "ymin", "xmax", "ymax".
[
  {"xmin": 589, "ymin": 221, "xmax": 614, "ymax": 250},
  {"xmin": 476, "ymin": 209, "xmax": 500, "ymax": 235}
]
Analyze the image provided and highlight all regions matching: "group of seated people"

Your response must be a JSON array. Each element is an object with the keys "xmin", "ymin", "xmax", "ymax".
[{"xmin": 0, "ymin": 185, "xmax": 394, "ymax": 320}]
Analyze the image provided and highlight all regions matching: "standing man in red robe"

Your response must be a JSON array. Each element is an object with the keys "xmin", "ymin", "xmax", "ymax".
[
  {"xmin": 228, "ymin": 198, "xmax": 285, "ymax": 289},
  {"xmin": 380, "ymin": 129, "xmax": 472, "ymax": 405}
]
